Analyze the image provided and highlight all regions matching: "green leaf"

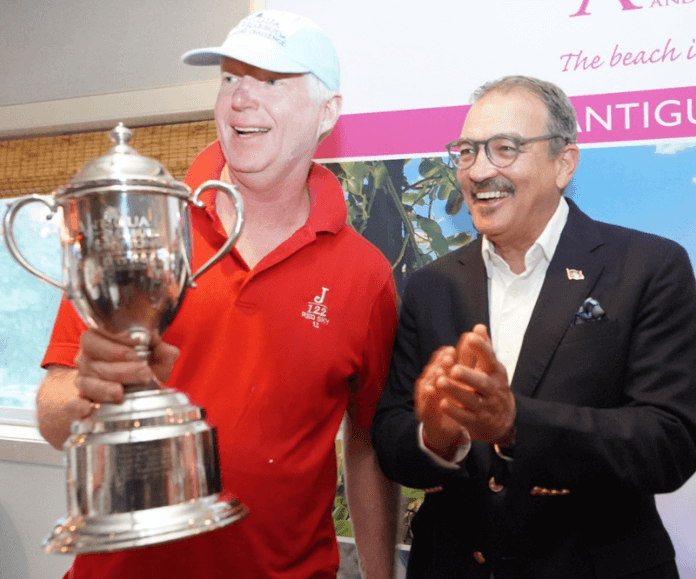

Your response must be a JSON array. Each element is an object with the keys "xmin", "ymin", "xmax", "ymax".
[
  {"xmin": 415, "ymin": 215, "xmax": 450, "ymax": 257},
  {"xmin": 418, "ymin": 158, "xmax": 441, "ymax": 178},
  {"xmin": 401, "ymin": 487, "xmax": 425, "ymax": 501},
  {"xmin": 434, "ymin": 184, "xmax": 449, "ymax": 201},
  {"xmin": 401, "ymin": 191, "xmax": 419, "ymax": 204},
  {"xmin": 334, "ymin": 520, "xmax": 354, "ymax": 538},
  {"xmin": 447, "ymin": 231, "xmax": 473, "ymax": 248},
  {"xmin": 371, "ymin": 162, "xmax": 389, "ymax": 191},
  {"xmin": 445, "ymin": 187, "xmax": 464, "ymax": 215}
]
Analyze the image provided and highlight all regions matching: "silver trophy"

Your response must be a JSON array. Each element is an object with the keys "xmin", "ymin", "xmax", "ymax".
[{"xmin": 3, "ymin": 123, "xmax": 248, "ymax": 554}]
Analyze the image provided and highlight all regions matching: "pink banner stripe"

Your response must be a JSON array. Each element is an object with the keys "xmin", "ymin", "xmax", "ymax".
[
  {"xmin": 573, "ymin": 85, "xmax": 696, "ymax": 145},
  {"xmin": 316, "ymin": 105, "xmax": 469, "ymax": 160},
  {"xmin": 315, "ymin": 86, "xmax": 696, "ymax": 160}
]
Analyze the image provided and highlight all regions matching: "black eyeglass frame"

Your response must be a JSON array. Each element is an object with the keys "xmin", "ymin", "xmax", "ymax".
[{"xmin": 445, "ymin": 133, "xmax": 568, "ymax": 169}]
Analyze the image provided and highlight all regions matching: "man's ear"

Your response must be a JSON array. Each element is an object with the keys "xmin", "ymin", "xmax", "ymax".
[
  {"xmin": 317, "ymin": 94, "xmax": 343, "ymax": 143},
  {"xmin": 556, "ymin": 143, "xmax": 580, "ymax": 191}
]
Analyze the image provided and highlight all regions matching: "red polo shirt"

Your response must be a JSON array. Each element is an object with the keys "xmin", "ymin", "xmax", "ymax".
[{"xmin": 43, "ymin": 141, "xmax": 398, "ymax": 579}]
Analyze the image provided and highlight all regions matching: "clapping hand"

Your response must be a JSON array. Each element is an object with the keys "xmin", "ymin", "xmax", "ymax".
[
  {"xmin": 415, "ymin": 324, "xmax": 515, "ymax": 458},
  {"xmin": 442, "ymin": 324, "xmax": 515, "ymax": 444},
  {"xmin": 415, "ymin": 345, "xmax": 470, "ymax": 457}
]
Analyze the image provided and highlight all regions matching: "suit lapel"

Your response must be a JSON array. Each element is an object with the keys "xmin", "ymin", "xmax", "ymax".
[
  {"xmin": 456, "ymin": 237, "xmax": 490, "ymax": 331},
  {"xmin": 511, "ymin": 200, "xmax": 606, "ymax": 397}
]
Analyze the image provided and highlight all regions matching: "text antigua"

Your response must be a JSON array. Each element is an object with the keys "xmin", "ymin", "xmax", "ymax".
[{"xmin": 578, "ymin": 99, "xmax": 696, "ymax": 132}]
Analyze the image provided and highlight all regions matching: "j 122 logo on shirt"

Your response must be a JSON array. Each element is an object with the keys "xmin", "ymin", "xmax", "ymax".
[{"xmin": 302, "ymin": 287, "xmax": 331, "ymax": 328}]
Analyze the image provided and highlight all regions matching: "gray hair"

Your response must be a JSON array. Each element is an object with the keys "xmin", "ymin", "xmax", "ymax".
[
  {"xmin": 471, "ymin": 76, "xmax": 577, "ymax": 157},
  {"xmin": 305, "ymin": 73, "xmax": 340, "ymax": 143},
  {"xmin": 306, "ymin": 73, "xmax": 337, "ymax": 106}
]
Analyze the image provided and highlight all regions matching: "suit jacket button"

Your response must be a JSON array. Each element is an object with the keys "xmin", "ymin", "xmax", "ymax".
[
  {"xmin": 473, "ymin": 551, "xmax": 486, "ymax": 564},
  {"xmin": 488, "ymin": 476, "xmax": 504, "ymax": 493}
]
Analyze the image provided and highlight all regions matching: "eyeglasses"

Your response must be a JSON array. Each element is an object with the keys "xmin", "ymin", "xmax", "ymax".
[{"xmin": 445, "ymin": 134, "xmax": 567, "ymax": 170}]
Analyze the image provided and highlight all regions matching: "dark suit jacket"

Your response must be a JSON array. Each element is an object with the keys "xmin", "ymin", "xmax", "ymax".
[{"xmin": 373, "ymin": 199, "xmax": 696, "ymax": 579}]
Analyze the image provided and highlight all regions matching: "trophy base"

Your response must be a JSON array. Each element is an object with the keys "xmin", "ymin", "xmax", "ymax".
[
  {"xmin": 44, "ymin": 388, "xmax": 249, "ymax": 555},
  {"xmin": 44, "ymin": 493, "xmax": 248, "ymax": 554}
]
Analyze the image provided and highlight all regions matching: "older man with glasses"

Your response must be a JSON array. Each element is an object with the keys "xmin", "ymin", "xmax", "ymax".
[{"xmin": 372, "ymin": 75, "xmax": 696, "ymax": 579}]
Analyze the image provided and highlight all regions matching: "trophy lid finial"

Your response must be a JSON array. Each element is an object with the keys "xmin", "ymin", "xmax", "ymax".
[
  {"xmin": 109, "ymin": 123, "xmax": 134, "ymax": 147},
  {"xmin": 54, "ymin": 123, "xmax": 189, "ymax": 198}
]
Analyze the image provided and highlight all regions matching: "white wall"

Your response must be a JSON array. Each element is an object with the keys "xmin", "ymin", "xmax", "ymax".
[
  {"xmin": 0, "ymin": 429, "xmax": 72, "ymax": 579},
  {"xmin": 0, "ymin": 0, "xmax": 256, "ymax": 137},
  {"xmin": 0, "ymin": 0, "xmax": 246, "ymax": 105}
]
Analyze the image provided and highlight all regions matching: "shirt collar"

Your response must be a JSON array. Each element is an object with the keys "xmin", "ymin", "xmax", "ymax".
[
  {"xmin": 482, "ymin": 196, "xmax": 569, "ymax": 276},
  {"xmin": 305, "ymin": 163, "xmax": 347, "ymax": 234},
  {"xmin": 208, "ymin": 160, "xmax": 347, "ymax": 236}
]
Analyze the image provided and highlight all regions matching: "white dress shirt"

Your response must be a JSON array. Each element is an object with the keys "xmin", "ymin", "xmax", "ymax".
[{"xmin": 419, "ymin": 197, "xmax": 570, "ymax": 468}]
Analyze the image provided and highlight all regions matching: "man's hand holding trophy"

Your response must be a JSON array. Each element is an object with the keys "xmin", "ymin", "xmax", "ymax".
[{"xmin": 3, "ymin": 124, "xmax": 248, "ymax": 554}]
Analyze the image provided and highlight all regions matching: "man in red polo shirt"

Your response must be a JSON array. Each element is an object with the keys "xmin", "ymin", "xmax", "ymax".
[{"xmin": 37, "ymin": 10, "xmax": 399, "ymax": 579}]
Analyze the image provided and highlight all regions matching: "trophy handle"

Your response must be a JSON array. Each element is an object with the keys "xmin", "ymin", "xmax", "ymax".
[
  {"xmin": 3, "ymin": 194, "xmax": 65, "ymax": 291},
  {"xmin": 189, "ymin": 180, "xmax": 245, "ymax": 285}
]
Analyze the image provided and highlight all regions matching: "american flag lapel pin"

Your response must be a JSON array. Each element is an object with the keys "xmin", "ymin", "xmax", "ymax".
[{"xmin": 566, "ymin": 268, "xmax": 584, "ymax": 280}]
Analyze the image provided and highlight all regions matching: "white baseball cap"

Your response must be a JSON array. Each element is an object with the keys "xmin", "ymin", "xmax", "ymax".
[{"xmin": 182, "ymin": 10, "xmax": 340, "ymax": 92}]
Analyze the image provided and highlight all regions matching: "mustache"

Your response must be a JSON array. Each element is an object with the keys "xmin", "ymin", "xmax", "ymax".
[{"xmin": 470, "ymin": 178, "xmax": 515, "ymax": 194}]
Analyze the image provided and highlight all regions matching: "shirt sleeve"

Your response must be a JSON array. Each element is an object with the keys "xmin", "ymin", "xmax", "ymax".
[
  {"xmin": 417, "ymin": 422, "xmax": 472, "ymax": 469},
  {"xmin": 40, "ymin": 296, "xmax": 87, "ymax": 368},
  {"xmin": 350, "ymin": 274, "xmax": 398, "ymax": 428}
]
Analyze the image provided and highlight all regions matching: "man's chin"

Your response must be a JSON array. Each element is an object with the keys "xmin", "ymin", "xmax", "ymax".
[
  {"xmin": 226, "ymin": 159, "xmax": 270, "ymax": 176},
  {"xmin": 471, "ymin": 198, "xmax": 512, "ymax": 220}
]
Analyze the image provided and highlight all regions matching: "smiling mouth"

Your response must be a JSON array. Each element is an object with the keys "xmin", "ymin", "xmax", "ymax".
[
  {"xmin": 234, "ymin": 126, "xmax": 270, "ymax": 136},
  {"xmin": 474, "ymin": 190, "xmax": 513, "ymax": 201}
]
